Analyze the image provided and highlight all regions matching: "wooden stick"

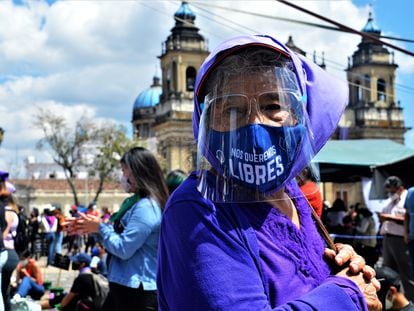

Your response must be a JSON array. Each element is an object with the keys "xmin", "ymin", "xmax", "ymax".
[{"xmin": 308, "ymin": 199, "xmax": 337, "ymax": 251}]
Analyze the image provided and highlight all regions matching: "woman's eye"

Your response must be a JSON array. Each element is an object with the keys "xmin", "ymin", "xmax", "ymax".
[
  {"xmin": 262, "ymin": 103, "xmax": 281, "ymax": 112},
  {"xmin": 260, "ymin": 92, "xmax": 280, "ymax": 103}
]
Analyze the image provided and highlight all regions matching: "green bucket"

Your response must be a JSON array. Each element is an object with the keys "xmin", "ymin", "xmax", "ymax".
[{"xmin": 43, "ymin": 281, "xmax": 52, "ymax": 290}]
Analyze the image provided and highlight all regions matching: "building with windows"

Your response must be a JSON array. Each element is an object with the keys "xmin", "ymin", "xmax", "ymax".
[
  {"xmin": 132, "ymin": 1, "xmax": 209, "ymax": 173},
  {"xmin": 339, "ymin": 13, "xmax": 409, "ymax": 143},
  {"xmin": 322, "ymin": 13, "xmax": 411, "ymax": 208}
]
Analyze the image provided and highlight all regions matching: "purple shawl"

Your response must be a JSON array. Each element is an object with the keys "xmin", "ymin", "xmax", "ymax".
[{"xmin": 157, "ymin": 173, "xmax": 366, "ymax": 310}]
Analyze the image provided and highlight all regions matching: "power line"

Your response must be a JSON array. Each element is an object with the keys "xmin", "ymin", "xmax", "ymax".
[
  {"xmin": 138, "ymin": 1, "xmax": 229, "ymax": 40},
  {"xmin": 276, "ymin": 0, "xmax": 414, "ymax": 57},
  {"xmin": 190, "ymin": 1, "xmax": 414, "ymax": 44},
  {"xmin": 139, "ymin": 1, "xmax": 414, "ymax": 101},
  {"xmin": 190, "ymin": 3, "xmax": 258, "ymax": 34},
  {"xmin": 189, "ymin": 2, "xmax": 414, "ymax": 99}
]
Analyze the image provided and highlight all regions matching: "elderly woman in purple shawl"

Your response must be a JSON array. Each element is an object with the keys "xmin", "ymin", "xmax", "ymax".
[{"xmin": 157, "ymin": 35, "xmax": 382, "ymax": 311}]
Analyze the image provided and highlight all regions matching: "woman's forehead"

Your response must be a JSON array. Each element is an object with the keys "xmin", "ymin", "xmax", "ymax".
[{"xmin": 219, "ymin": 71, "xmax": 279, "ymax": 93}]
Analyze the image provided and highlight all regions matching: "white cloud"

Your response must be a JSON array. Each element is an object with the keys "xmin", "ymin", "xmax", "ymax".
[
  {"xmin": 395, "ymin": 53, "xmax": 414, "ymax": 74},
  {"xmin": 1, "ymin": 0, "xmax": 413, "ymax": 177},
  {"xmin": 193, "ymin": 0, "xmax": 369, "ymax": 82}
]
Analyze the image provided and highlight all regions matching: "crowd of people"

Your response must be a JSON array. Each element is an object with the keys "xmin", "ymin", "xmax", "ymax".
[
  {"xmin": 1, "ymin": 33, "xmax": 414, "ymax": 311},
  {"xmin": 0, "ymin": 169, "xmax": 114, "ymax": 311}
]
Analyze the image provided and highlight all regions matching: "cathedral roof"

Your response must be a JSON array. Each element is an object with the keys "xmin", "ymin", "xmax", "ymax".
[
  {"xmin": 285, "ymin": 35, "xmax": 306, "ymax": 56},
  {"xmin": 362, "ymin": 12, "xmax": 381, "ymax": 33},
  {"xmin": 175, "ymin": 1, "xmax": 196, "ymax": 22},
  {"xmin": 133, "ymin": 76, "xmax": 162, "ymax": 109},
  {"xmin": 161, "ymin": 2, "xmax": 208, "ymax": 55}
]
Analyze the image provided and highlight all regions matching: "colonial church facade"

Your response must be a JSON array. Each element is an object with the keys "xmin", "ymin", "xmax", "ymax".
[
  {"xmin": 339, "ymin": 12, "xmax": 408, "ymax": 143},
  {"xmin": 132, "ymin": 2, "xmax": 208, "ymax": 173},
  {"xmin": 132, "ymin": 2, "xmax": 409, "ymax": 190}
]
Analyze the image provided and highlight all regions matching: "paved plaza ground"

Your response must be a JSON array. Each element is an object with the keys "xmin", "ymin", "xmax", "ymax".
[{"xmin": 39, "ymin": 256, "xmax": 78, "ymax": 292}]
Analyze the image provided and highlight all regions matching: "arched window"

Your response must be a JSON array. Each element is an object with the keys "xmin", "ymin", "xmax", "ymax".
[
  {"xmin": 355, "ymin": 80, "xmax": 362, "ymax": 102},
  {"xmin": 186, "ymin": 66, "xmax": 196, "ymax": 91},
  {"xmin": 377, "ymin": 78, "xmax": 386, "ymax": 101},
  {"xmin": 166, "ymin": 67, "xmax": 171, "ymax": 92},
  {"xmin": 364, "ymin": 74, "xmax": 370, "ymax": 102},
  {"xmin": 172, "ymin": 62, "xmax": 178, "ymax": 91}
]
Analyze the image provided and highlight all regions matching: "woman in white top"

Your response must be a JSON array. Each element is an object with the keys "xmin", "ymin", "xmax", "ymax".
[
  {"xmin": 0, "ymin": 170, "xmax": 14, "ymax": 311},
  {"xmin": 2, "ymin": 194, "xmax": 19, "ymax": 311},
  {"xmin": 41, "ymin": 208, "xmax": 57, "ymax": 266}
]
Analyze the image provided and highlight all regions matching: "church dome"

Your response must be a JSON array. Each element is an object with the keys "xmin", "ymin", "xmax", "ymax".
[
  {"xmin": 174, "ymin": 2, "xmax": 196, "ymax": 22},
  {"xmin": 362, "ymin": 12, "xmax": 381, "ymax": 33},
  {"xmin": 133, "ymin": 76, "xmax": 162, "ymax": 109}
]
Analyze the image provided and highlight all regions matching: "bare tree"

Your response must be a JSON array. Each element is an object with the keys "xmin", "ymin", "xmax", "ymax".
[
  {"xmin": 34, "ymin": 108, "xmax": 132, "ymax": 205},
  {"xmin": 34, "ymin": 108, "xmax": 96, "ymax": 205},
  {"xmin": 87, "ymin": 123, "xmax": 134, "ymax": 203}
]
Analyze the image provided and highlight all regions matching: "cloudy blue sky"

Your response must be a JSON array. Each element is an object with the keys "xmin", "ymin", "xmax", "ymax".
[{"xmin": 1, "ymin": 0, "xmax": 413, "ymax": 177}]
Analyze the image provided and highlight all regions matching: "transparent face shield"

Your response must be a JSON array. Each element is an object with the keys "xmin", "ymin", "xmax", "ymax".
[{"xmin": 197, "ymin": 65, "xmax": 318, "ymax": 203}]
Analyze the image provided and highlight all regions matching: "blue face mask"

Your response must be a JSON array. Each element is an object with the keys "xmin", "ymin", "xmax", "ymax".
[
  {"xmin": 91, "ymin": 246, "xmax": 99, "ymax": 257},
  {"xmin": 207, "ymin": 124, "xmax": 305, "ymax": 194}
]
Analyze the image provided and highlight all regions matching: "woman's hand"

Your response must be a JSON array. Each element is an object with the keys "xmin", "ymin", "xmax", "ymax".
[
  {"xmin": 324, "ymin": 243, "xmax": 375, "ymax": 279},
  {"xmin": 336, "ymin": 267, "xmax": 382, "ymax": 311},
  {"xmin": 61, "ymin": 217, "xmax": 77, "ymax": 235},
  {"xmin": 76, "ymin": 213, "xmax": 101, "ymax": 234},
  {"xmin": 324, "ymin": 243, "xmax": 381, "ymax": 311},
  {"xmin": 62, "ymin": 213, "xmax": 101, "ymax": 235}
]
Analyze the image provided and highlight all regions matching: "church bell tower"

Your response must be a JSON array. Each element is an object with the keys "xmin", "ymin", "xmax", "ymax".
[
  {"xmin": 153, "ymin": 2, "xmax": 209, "ymax": 172},
  {"xmin": 340, "ymin": 13, "xmax": 408, "ymax": 143}
]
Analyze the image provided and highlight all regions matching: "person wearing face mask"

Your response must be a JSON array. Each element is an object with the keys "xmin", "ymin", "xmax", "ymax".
[
  {"xmin": 90, "ymin": 242, "xmax": 108, "ymax": 277},
  {"xmin": 157, "ymin": 35, "xmax": 382, "ymax": 311},
  {"xmin": 64, "ymin": 147, "xmax": 169, "ymax": 311},
  {"xmin": 12, "ymin": 249, "xmax": 44, "ymax": 301},
  {"xmin": 376, "ymin": 266, "xmax": 414, "ymax": 311},
  {"xmin": 405, "ymin": 186, "xmax": 414, "ymax": 279},
  {"xmin": 379, "ymin": 176, "xmax": 414, "ymax": 302}
]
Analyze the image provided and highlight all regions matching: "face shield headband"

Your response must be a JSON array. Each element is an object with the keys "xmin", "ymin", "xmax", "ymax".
[{"xmin": 196, "ymin": 65, "xmax": 316, "ymax": 203}]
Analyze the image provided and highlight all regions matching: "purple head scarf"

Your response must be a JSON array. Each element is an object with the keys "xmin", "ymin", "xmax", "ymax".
[
  {"xmin": 0, "ymin": 170, "xmax": 9, "ymax": 181},
  {"xmin": 0, "ymin": 170, "xmax": 16, "ymax": 193},
  {"xmin": 192, "ymin": 34, "xmax": 348, "ymax": 185}
]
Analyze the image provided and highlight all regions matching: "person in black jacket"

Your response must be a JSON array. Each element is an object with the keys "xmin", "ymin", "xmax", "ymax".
[
  {"xmin": 40, "ymin": 253, "xmax": 109, "ymax": 311},
  {"xmin": 27, "ymin": 208, "xmax": 40, "ymax": 258}
]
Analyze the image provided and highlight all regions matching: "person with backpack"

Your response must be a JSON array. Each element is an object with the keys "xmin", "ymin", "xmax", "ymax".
[{"xmin": 41, "ymin": 252, "xmax": 108, "ymax": 311}]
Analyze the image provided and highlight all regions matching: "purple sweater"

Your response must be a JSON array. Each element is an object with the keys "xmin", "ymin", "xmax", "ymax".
[{"xmin": 157, "ymin": 172, "xmax": 367, "ymax": 310}]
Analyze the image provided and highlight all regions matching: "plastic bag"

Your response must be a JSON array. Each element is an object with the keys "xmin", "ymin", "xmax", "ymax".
[{"xmin": 10, "ymin": 298, "xmax": 42, "ymax": 311}]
